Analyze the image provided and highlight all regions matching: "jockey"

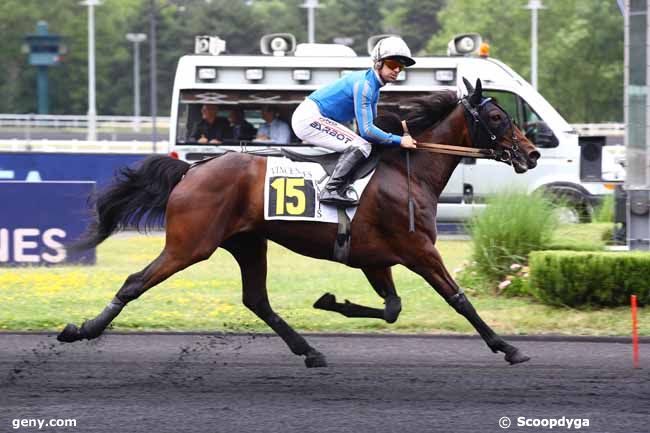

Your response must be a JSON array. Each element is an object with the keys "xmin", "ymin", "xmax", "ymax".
[{"xmin": 291, "ymin": 36, "xmax": 417, "ymax": 206}]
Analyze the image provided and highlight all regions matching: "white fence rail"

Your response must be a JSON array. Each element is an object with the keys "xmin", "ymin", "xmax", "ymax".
[
  {"xmin": 0, "ymin": 114, "xmax": 170, "ymax": 130},
  {"xmin": 0, "ymin": 114, "xmax": 625, "ymax": 154},
  {"xmin": 0, "ymin": 139, "xmax": 167, "ymax": 154}
]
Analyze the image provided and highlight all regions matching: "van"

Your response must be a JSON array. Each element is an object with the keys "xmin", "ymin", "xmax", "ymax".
[{"xmin": 168, "ymin": 33, "xmax": 610, "ymax": 223}]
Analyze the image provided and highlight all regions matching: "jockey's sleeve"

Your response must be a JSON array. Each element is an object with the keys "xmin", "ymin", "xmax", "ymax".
[{"xmin": 353, "ymin": 80, "xmax": 402, "ymax": 146}]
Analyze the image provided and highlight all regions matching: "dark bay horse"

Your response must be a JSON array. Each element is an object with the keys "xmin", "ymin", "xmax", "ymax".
[{"xmin": 58, "ymin": 79, "xmax": 540, "ymax": 368}]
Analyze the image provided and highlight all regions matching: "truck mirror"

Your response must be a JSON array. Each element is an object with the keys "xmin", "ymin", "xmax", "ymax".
[{"xmin": 526, "ymin": 121, "xmax": 558, "ymax": 148}]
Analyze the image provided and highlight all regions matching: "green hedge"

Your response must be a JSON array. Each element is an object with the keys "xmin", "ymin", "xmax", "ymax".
[{"xmin": 529, "ymin": 251, "xmax": 650, "ymax": 307}]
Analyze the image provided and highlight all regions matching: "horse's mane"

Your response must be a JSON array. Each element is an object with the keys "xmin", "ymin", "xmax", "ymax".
[{"xmin": 375, "ymin": 90, "xmax": 459, "ymax": 136}]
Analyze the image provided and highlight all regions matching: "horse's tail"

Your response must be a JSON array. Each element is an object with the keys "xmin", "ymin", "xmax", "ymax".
[{"xmin": 70, "ymin": 155, "xmax": 191, "ymax": 252}]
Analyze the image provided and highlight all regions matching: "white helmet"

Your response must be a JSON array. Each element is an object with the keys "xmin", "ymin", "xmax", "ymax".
[{"xmin": 371, "ymin": 36, "xmax": 415, "ymax": 67}]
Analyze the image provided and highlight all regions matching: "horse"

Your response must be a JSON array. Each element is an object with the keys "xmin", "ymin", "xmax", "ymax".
[{"xmin": 57, "ymin": 78, "xmax": 540, "ymax": 368}]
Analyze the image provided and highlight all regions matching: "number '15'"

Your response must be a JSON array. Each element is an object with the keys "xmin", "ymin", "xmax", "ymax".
[{"xmin": 271, "ymin": 178, "xmax": 306, "ymax": 215}]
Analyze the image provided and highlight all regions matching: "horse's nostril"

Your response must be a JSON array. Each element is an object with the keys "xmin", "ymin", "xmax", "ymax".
[{"xmin": 529, "ymin": 150, "xmax": 541, "ymax": 162}]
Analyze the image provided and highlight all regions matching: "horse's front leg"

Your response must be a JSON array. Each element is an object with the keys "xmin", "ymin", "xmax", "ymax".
[{"xmin": 406, "ymin": 245, "xmax": 530, "ymax": 365}]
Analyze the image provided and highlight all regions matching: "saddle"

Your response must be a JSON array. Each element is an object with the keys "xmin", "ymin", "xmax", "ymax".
[{"xmin": 281, "ymin": 147, "xmax": 382, "ymax": 182}]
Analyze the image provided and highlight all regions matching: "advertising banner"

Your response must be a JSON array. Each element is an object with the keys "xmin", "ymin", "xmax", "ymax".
[
  {"xmin": 0, "ymin": 181, "xmax": 96, "ymax": 265},
  {"xmin": 0, "ymin": 153, "xmax": 147, "ymax": 188}
]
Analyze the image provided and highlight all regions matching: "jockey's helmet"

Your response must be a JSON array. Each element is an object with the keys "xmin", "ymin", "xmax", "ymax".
[{"xmin": 371, "ymin": 37, "xmax": 416, "ymax": 67}]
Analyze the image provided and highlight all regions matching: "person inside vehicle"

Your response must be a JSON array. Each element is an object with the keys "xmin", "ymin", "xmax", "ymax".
[
  {"xmin": 291, "ymin": 36, "xmax": 417, "ymax": 206},
  {"xmin": 256, "ymin": 105, "xmax": 291, "ymax": 144},
  {"xmin": 190, "ymin": 104, "xmax": 232, "ymax": 144},
  {"xmin": 228, "ymin": 107, "xmax": 257, "ymax": 141}
]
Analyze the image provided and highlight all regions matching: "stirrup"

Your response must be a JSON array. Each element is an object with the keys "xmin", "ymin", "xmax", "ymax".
[{"xmin": 319, "ymin": 188, "xmax": 358, "ymax": 206}]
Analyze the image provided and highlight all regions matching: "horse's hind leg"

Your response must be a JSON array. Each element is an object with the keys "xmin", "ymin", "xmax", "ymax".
[
  {"xmin": 58, "ymin": 249, "xmax": 195, "ymax": 342},
  {"xmin": 313, "ymin": 267, "xmax": 402, "ymax": 323},
  {"xmin": 407, "ymin": 246, "xmax": 530, "ymax": 365},
  {"xmin": 224, "ymin": 234, "xmax": 327, "ymax": 368}
]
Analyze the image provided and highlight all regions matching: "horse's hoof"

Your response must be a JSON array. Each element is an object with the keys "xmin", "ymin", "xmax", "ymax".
[
  {"xmin": 57, "ymin": 323, "xmax": 83, "ymax": 343},
  {"xmin": 505, "ymin": 348, "xmax": 531, "ymax": 365},
  {"xmin": 304, "ymin": 350, "xmax": 328, "ymax": 368},
  {"xmin": 313, "ymin": 293, "xmax": 336, "ymax": 310}
]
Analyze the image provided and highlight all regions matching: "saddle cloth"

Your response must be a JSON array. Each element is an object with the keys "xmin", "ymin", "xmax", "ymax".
[{"xmin": 263, "ymin": 156, "xmax": 374, "ymax": 223}]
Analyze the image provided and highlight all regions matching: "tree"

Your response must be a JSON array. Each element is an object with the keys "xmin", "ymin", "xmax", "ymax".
[
  {"xmin": 250, "ymin": 0, "xmax": 306, "ymax": 46},
  {"xmin": 382, "ymin": 0, "xmax": 446, "ymax": 55},
  {"xmin": 318, "ymin": 0, "xmax": 385, "ymax": 55},
  {"xmin": 425, "ymin": 0, "xmax": 623, "ymax": 122},
  {"xmin": 0, "ymin": 0, "xmax": 140, "ymax": 115}
]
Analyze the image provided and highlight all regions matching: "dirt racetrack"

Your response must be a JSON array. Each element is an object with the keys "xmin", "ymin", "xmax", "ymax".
[{"xmin": 1, "ymin": 333, "xmax": 648, "ymax": 433}]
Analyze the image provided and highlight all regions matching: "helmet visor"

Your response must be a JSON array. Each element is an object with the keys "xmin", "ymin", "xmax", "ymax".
[{"xmin": 383, "ymin": 59, "xmax": 405, "ymax": 71}]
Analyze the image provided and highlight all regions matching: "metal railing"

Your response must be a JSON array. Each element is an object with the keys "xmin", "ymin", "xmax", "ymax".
[
  {"xmin": 0, "ymin": 114, "xmax": 626, "ymax": 154},
  {"xmin": 0, "ymin": 114, "xmax": 170, "ymax": 130}
]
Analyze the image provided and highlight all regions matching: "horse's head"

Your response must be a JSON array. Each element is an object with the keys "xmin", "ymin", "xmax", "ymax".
[{"xmin": 462, "ymin": 78, "xmax": 540, "ymax": 173}]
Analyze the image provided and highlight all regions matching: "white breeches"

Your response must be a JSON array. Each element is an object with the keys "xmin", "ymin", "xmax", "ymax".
[{"xmin": 291, "ymin": 98, "xmax": 372, "ymax": 157}]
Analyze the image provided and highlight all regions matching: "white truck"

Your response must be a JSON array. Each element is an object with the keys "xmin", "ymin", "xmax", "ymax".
[{"xmin": 168, "ymin": 33, "xmax": 612, "ymax": 223}]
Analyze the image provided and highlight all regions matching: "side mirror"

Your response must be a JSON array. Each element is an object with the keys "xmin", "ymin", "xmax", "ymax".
[{"xmin": 525, "ymin": 121, "xmax": 558, "ymax": 148}]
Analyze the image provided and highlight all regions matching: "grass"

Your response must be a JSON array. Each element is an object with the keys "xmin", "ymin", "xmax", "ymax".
[{"xmin": 0, "ymin": 233, "xmax": 647, "ymax": 336}]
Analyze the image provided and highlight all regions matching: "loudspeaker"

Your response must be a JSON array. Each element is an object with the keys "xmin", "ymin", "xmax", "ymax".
[
  {"xmin": 447, "ymin": 33, "xmax": 482, "ymax": 56},
  {"xmin": 194, "ymin": 35, "xmax": 226, "ymax": 55},
  {"xmin": 260, "ymin": 33, "xmax": 296, "ymax": 56},
  {"xmin": 579, "ymin": 136, "xmax": 604, "ymax": 182}
]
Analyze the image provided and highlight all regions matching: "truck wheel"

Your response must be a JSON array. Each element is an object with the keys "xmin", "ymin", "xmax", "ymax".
[{"xmin": 543, "ymin": 187, "xmax": 593, "ymax": 224}]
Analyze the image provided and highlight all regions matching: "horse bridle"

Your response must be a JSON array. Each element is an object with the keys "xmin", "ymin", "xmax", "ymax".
[{"xmin": 460, "ymin": 97, "xmax": 523, "ymax": 164}]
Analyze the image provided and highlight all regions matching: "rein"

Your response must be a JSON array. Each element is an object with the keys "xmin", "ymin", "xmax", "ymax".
[
  {"xmin": 400, "ymin": 120, "xmax": 495, "ymax": 159},
  {"xmin": 416, "ymin": 142, "xmax": 495, "ymax": 158}
]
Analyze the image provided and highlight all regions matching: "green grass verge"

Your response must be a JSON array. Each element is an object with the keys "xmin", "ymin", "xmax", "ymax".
[{"xmin": 0, "ymin": 234, "xmax": 646, "ymax": 336}]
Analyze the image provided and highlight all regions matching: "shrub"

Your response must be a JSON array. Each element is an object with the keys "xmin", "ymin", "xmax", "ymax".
[
  {"xmin": 467, "ymin": 189, "xmax": 559, "ymax": 280},
  {"xmin": 529, "ymin": 250, "xmax": 650, "ymax": 307},
  {"xmin": 546, "ymin": 239, "xmax": 605, "ymax": 251}
]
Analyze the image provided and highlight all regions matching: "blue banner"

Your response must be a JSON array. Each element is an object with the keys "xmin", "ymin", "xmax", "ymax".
[
  {"xmin": 0, "ymin": 181, "xmax": 96, "ymax": 265},
  {"xmin": 0, "ymin": 152, "xmax": 149, "ymax": 189}
]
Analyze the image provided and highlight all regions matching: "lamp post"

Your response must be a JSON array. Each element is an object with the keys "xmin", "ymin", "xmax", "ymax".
[
  {"xmin": 126, "ymin": 33, "xmax": 147, "ymax": 131},
  {"xmin": 300, "ymin": 0, "xmax": 322, "ymax": 43},
  {"xmin": 81, "ymin": 0, "xmax": 101, "ymax": 142},
  {"xmin": 525, "ymin": 0, "xmax": 544, "ymax": 90},
  {"xmin": 149, "ymin": 0, "xmax": 158, "ymax": 152}
]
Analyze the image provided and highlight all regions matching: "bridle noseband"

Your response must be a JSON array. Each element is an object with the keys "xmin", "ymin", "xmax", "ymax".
[{"xmin": 460, "ymin": 97, "xmax": 522, "ymax": 164}]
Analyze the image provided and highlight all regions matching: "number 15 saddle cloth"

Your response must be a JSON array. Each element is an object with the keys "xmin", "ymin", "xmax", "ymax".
[{"xmin": 263, "ymin": 156, "xmax": 375, "ymax": 223}]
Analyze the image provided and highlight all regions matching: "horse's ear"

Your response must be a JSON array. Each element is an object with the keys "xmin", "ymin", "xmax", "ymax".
[
  {"xmin": 469, "ymin": 78, "xmax": 483, "ymax": 106},
  {"xmin": 462, "ymin": 77, "xmax": 474, "ymax": 95}
]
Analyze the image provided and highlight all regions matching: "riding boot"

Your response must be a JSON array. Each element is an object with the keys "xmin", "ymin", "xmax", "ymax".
[{"xmin": 319, "ymin": 147, "xmax": 366, "ymax": 206}]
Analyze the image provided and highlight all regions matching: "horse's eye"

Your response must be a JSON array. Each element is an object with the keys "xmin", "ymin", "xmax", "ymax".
[{"xmin": 490, "ymin": 114, "xmax": 501, "ymax": 122}]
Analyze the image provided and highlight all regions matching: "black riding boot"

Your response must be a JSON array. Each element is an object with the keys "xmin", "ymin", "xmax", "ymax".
[{"xmin": 319, "ymin": 147, "xmax": 366, "ymax": 206}]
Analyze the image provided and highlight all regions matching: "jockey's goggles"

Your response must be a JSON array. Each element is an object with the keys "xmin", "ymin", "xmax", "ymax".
[{"xmin": 383, "ymin": 59, "xmax": 405, "ymax": 71}]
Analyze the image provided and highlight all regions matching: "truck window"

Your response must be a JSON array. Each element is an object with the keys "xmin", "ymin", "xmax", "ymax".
[{"xmin": 482, "ymin": 90, "xmax": 558, "ymax": 148}]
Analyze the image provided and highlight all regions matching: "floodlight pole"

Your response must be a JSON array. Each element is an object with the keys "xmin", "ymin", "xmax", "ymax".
[
  {"xmin": 149, "ymin": 0, "xmax": 158, "ymax": 153},
  {"xmin": 300, "ymin": 0, "xmax": 322, "ymax": 44},
  {"xmin": 126, "ymin": 33, "xmax": 147, "ymax": 131},
  {"xmin": 81, "ymin": 0, "xmax": 101, "ymax": 142},
  {"xmin": 525, "ymin": 0, "xmax": 544, "ymax": 90}
]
